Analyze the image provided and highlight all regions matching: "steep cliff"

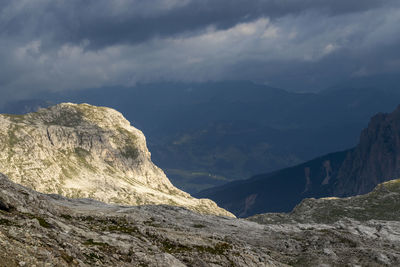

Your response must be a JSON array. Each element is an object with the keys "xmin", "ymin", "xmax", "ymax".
[
  {"xmin": 335, "ymin": 105, "xmax": 400, "ymax": 196},
  {"xmin": 0, "ymin": 103, "xmax": 233, "ymax": 217}
]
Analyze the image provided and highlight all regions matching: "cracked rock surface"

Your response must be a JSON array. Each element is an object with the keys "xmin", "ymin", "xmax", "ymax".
[{"xmin": 1, "ymin": 173, "xmax": 400, "ymax": 266}]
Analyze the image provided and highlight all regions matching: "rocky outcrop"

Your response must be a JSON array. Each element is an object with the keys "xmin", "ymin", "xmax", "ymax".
[
  {"xmin": 335, "ymin": 105, "xmax": 400, "ymax": 196},
  {"xmin": 249, "ymin": 178, "xmax": 400, "ymax": 224},
  {"xmin": 0, "ymin": 103, "xmax": 233, "ymax": 217},
  {"xmin": 1, "ymin": 172, "xmax": 400, "ymax": 266}
]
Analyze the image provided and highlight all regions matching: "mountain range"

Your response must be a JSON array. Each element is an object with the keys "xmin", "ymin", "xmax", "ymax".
[
  {"xmin": 1, "ymin": 102, "xmax": 400, "ymax": 265},
  {"xmin": 2, "ymin": 81, "xmax": 400, "ymax": 194},
  {"xmin": 197, "ymin": 105, "xmax": 400, "ymax": 217}
]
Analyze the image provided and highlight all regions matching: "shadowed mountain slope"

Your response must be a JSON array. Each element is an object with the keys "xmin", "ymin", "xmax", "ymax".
[{"xmin": 198, "ymin": 105, "xmax": 400, "ymax": 217}]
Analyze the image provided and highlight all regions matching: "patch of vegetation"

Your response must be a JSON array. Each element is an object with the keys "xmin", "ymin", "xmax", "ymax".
[
  {"xmin": 60, "ymin": 214, "xmax": 72, "ymax": 220},
  {"xmin": 42, "ymin": 159, "xmax": 53, "ymax": 168},
  {"xmin": 383, "ymin": 179, "xmax": 400, "ymax": 192},
  {"xmin": 47, "ymin": 108, "xmax": 84, "ymax": 127},
  {"xmin": 79, "ymin": 215, "xmax": 95, "ymax": 222},
  {"xmin": 74, "ymin": 147, "xmax": 97, "ymax": 172},
  {"xmin": 75, "ymin": 104, "xmax": 110, "ymax": 123},
  {"xmin": 84, "ymin": 252, "xmax": 103, "ymax": 262},
  {"xmin": 60, "ymin": 251, "xmax": 74, "ymax": 263},
  {"xmin": 116, "ymin": 127, "xmax": 138, "ymax": 142},
  {"xmin": 198, "ymin": 242, "xmax": 232, "ymax": 254},
  {"xmin": 3, "ymin": 114, "xmax": 25, "ymax": 123},
  {"xmin": 121, "ymin": 145, "xmax": 139, "ymax": 159},
  {"xmin": 113, "ymin": 126, "xmax": 140, "ymax": 159},
  {"xmin": 107, "ymin": 224, "xmax": 139, "ymax": 234},
  {"xmin": 287, "ymin": 255, "xmax": 312, "ymax": 266},
  {"xmin": 167, "ymin": 199, "xmax": 179, "ymax": 206},
  {"xmin": 67, "ymin": 188, "xmax": 84, "ymax": 199},
  {"xmin": 161, "ymin": 240, "xmax": 192, "ymax": 253},
  {"xmin": 161, "ymin": 240, "xmax": 232, "ymax": 255},
  {"xmin": 0, "ymin": 218, "xmax": 13, "ymax": 226},
  {"xmin": 83, "ymin": 239, "xmax": 109, "ymax": 247},
  {"xmin": 60, "ymin": 165, "xmax": 79, "ymax": 180},
  {"xmin": 7, "ymin": 126, "xmax": 20, "ymax": 147},
  {"xmin": 75, "ymin": 147, "xmax": 90, "ymax": 158},
  {"xmin": 21, "ymin": 212, "xmax": 52, "ymax": 228},
  {"xmin": 318, "ymin": 229, "xmax": 358, "ymax": 248},
  {"xmin": 144, "ymin": 217, "xmax": 161, "ymax": 228},
  {"xmin": 35, "ymin": 216, "xmax": 51, "ymax": 228}
]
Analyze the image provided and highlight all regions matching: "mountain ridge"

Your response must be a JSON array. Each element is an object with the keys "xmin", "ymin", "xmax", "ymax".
[
  {"xmin": 198, "ymin": 105, "xmax": 400, "ymax": 217},
  {"xmin": 4, "ymin": 81, "xmax": 400, "ymax": 193},
  {"xmin": 0, "ymin": 103, "xmax": 233, "ymax": 217}
]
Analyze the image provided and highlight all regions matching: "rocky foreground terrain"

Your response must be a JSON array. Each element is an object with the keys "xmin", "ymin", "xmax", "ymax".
[
  {"xmin": 0, "ymin": 103, "xmax": 231, "ymax": 217},
  {"xmin": 1, "ymin": 172, "xmax": 400, "ymax": 266}
]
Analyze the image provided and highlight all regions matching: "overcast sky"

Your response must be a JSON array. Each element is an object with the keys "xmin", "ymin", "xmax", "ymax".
[{"xmin": 1, "ymin": 0, "xmax": 400, "ymax": 100}]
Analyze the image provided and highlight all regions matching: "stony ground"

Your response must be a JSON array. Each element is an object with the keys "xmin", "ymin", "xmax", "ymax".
[{"xmin": 1, "ymin": 173, "xmax": 400, "ymax": 266}]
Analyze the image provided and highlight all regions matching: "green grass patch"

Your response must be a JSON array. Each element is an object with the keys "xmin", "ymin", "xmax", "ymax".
[
  {"xmin": 121, "ymin": 145, "xmax": 139, "ymax": 159},
  {"xmin": 83, "ymin": 239, "xmax": 109, "ymax": 247},
  {"xmin": 0, "ymin": 218, "xmax": 13, "ymax": 226},
  {"xmin": 161, "ymin": 240, "xmax": 232, "ymax": 255},
  {"xmin": 74, "ymin": 147, "xmax": 97, "ymax": 172},
  {"xmin": 46, "ymin": 109, "xmax": 84, "ymax": 127},
  {"xmin": 60, "ymin": 214, "xmax": 72, "ymax": 220},
  {"xmin": 35, "ymin": 216, "xmax": 51, "ymax": 228},
  {"xmin": 107, "ymin": 225, "xmax": 139, "ymax": 234}
]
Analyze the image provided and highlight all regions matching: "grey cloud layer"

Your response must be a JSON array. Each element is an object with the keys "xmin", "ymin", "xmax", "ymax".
[
  {"xmin": 1, "ymin": 0, "xmax": 397, "ymax": 47},
  {"xmin": 0, "ymin": 0, "xmax": 399, "ymax": 100}
]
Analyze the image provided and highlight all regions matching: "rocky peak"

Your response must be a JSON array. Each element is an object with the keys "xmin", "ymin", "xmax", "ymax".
[
  {"xmin": 197, "ymin": 105, "xmax": 400, "ymax": 217},
  {"xmin": 0, "ymin": 103, "xmax": 233, "ymax": 217},
  {"xmin": 335, "ymin": 104, "xmax": 400, "ymax": 196}
]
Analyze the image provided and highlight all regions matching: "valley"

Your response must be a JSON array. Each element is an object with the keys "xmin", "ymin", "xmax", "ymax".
[{"xmin": 3, "ymin": 82, "xmax": 400, "ymax": 194}]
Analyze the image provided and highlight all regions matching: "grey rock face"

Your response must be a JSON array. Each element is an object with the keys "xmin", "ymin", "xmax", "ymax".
[
  {"xmin": 0, "ymin": 173, "xmax": 279, "ymax": 266},
  {"xmin": 335, "ymin": 105, "xmax": 400, "ymax": 196},
  {"xmin": 0, "ymin": 103, "xmax": 233, "ymax": 217},
  {"xmin": 1, "ymin": 173, "xmax": 400, "ymax": 266},
  {"xmin": 248, "ymin": 179, "xmax": 400, "ymax": 265}
]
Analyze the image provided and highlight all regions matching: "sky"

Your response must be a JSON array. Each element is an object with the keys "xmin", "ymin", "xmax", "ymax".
[{"xmin": 1, "ymin": 0, "xmax": 400, "ymax": 101}]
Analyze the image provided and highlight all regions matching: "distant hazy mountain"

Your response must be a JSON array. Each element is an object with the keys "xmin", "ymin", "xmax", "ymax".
[
  {"xmin": 2, "ymin": 81, "xmax": 400, "ymax": 193},
  {"xmin": 324, "ymin": 73, "xmax": 400, "ymax": 93},
  {"xmin": 197, "ymin": 105, "xmax": 400, "ymax": 217}
]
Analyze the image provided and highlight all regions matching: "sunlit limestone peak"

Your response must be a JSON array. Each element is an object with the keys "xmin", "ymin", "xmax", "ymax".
[{"xmin": 0, "ymin": 103, "xmax": 234, "ymax": 217}]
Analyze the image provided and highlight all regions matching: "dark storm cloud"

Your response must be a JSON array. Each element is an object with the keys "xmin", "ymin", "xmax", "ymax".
[
  {"xmin": 1, "ymin": 0, "xmax": 398, "ymax": 49},
  {"xmin": 0, "ymin": 0, "xmax": 400, "ymax": 102}
]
